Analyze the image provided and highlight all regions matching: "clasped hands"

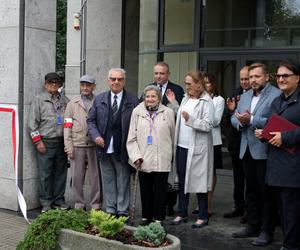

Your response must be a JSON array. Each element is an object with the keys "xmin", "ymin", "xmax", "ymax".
[{"xmin": 235, "ymin": 110, "xmax": 251, "ymax": 126}]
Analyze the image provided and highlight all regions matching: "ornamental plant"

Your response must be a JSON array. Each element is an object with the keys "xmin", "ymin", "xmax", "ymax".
[
  {"xmin": 16, "ymin": 209, "xmax": 89, "ymax": 250},
  {"xmin": 133, "ymin": 222, "xmax": 167, "ymax": 246},
  {"xmin": 88, "ymin": 209, "xmax": 128, "ymax": 238}
]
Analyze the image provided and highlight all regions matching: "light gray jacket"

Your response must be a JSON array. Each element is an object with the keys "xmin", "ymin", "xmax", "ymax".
[
  {"xmin": 231, "ymin": 83, "xmax": 281, "ymax": 160},
  {"xmin": 174, "ymin": 93, "xmax": 214, "ymax": 193}
]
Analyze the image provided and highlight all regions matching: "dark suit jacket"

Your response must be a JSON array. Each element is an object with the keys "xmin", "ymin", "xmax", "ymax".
[
  {"xmin": 266, "ymin": 85, "xmax": 300, "ymax": 187},
  {"xmin": 140, "ymin": 81, "xmax": 184, "ymax": 105},
  {"xmin": 227, "ymin": 86, "xmax": 245, "ymax": 154},
  {"xmin": 87, "ymin": 90, "xmax": 139, "ymax": 162}
]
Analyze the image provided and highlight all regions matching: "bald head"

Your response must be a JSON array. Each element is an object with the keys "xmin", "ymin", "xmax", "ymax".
[{"xmin": 239, "ymin": 66, "xmax": 250, "ymax": 90}]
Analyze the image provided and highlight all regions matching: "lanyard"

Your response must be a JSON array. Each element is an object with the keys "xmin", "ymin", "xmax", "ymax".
[{"xmin": 146, "ymin": 112, "xmax": 157, "ymax": 136}]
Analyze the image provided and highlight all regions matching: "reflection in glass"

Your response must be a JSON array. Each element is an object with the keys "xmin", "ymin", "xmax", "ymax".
[
  {"xmin": 203, "ymin": 0, "xmax": 300, "ymax": 48},
  {"xmin": 206, "ymin": 60, "xmax": 237, "ymax": 149},
  {"xmin": 164, "ymin": 0, "xmax": 195, "ymax": 45},
  {"xmin": 139, "ymin": 0, "xmax": 158, "ymax": 51},
  {"xmin": 138, "ymin": 54, "xmax": 157, "ymax": 95},
  {"xmin": 164, "ymin": 52, "xmax": 197, "ymax": 88}
]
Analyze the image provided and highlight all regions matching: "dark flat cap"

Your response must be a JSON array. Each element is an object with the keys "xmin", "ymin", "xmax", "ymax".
[{"xmin": 45, "ymin": 72, "xmax": 62, "ymax": 82}]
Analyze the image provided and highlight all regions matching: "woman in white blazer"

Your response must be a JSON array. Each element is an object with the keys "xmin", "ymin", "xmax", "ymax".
[{"xmin": 204, "ymin": 73, "xmax": 225, "ymax": 216}]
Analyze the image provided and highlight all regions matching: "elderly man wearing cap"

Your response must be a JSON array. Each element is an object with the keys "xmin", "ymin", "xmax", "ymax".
[
  {"xmin": 28, "ymin": 72, "xmax": 69, "ymax": 213},
  {"xmin": 64, "ymin": 75, "xmax": 102, "ymax": 210}
]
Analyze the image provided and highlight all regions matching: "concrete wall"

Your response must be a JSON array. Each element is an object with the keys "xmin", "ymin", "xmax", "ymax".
[
  {"xmin": 0, "ymin": 0, "xmax": 56, "ymax": 210},
  {"xmin": 65, "ymin": 0, "xmax": 81, "ymax": 99},
  {"xmin": 65, "ymin": 0, "xmax": 140, "ymax": 97}
]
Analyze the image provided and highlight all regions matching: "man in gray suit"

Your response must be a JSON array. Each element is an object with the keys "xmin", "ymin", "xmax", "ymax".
[{"xmin": 231, "ymin": 63, "xmax": 281, "ymax": 246}]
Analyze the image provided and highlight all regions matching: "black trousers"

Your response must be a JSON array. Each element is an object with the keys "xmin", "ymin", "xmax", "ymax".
[
  {"xmin": 177, "ymin": 146, "xmax": 208, "ymax": 220},
  {"xmin": 277, "ymin": 187, "xmax": 300, "ymax": 250},
  {"xmin": 139, "ymin": 171, "xmax": 168, "ymax": 222},
  {"xmin": 243, "ymin": 148, "xmax": 277, "ymax": 233},
  {"xmin": 231, "ymin": 151, "xmax": 246, "ymax": 210}
]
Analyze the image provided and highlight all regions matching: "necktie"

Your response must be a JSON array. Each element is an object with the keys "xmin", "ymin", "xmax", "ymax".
[
  {"xmin": 159, "ymin": 85, "xmax": 163, "ymax": 93},
  {"xmin": 112, "ymin": 95, "xmax": 118, "ymax": 118}
]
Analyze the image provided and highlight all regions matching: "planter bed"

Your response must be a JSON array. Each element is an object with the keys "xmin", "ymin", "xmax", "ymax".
[{"xmin": 57, "ymin": 225, "xmax": 181, "ymax": 250}]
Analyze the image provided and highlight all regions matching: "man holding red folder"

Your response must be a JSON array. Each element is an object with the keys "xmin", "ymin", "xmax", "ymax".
[
  {"xmin": 256, "ymin": 59, "xmax": 300, "ymax": 250},
  {"xmin": 231, "ymin": 63, "xmax": 281, "ymax": 246}
]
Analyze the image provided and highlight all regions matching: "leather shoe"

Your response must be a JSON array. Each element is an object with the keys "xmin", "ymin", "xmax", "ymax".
[
  {"xmin": 169, "ymin": 216, "xmax": 188, "ymax": 225},
  {"xmin": 191, "ymin": 219, "xmax": 208, "ymax": 229},
  {"xmin": 252, "ymin": 231, "xmax": 273, "ymax": 246},
  {"xmin": 232, "ymin": 227, "xmax": 259, "ymax": 238},
  {"xmin": 139, "ymin": 218, "xmax": 151, "ymax": 226},
  {"xmin": 223, "ymin": 209, "xmax": 244, "ymax": 218},
  {"xmin": 240, "ymin": 214, "xmax": 247, "ymax": 224}
]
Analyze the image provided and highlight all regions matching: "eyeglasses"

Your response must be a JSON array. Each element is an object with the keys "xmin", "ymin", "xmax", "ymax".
[
  {"xmin": 109, "ymin": 77, "xmax": 124, "ymax": 81},
  {"xmin": 47, "ymin": 80, "xmax": 61, "ymax": 85},
  {"xmin": 275, "ymin": 74, "xmax": 295, "ymax": 80}
]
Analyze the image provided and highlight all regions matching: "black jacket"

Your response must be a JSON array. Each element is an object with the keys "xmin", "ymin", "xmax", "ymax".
[
  {"xmin": 87, "ymin": 90, "xmax": 139, "ymax": 162},
  {"xmin": 140, "ymin": 81, "xmax": 184, "ymax": 105},
  {"xmin": 227, "ymin": 86, "xmax": 244, "ymax": 154},
  {"xmin": 266, "ymin": 85, "xmax": 300, "ymax": 187}
]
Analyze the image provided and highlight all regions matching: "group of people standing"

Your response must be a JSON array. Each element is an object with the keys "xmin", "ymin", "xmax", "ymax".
[{"xmin": 28, "ymin": 59, "xmax": 300, "ymax": 250}]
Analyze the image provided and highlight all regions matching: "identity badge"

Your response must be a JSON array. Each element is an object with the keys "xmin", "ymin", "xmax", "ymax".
[
  {"xmin": 57, "ymin": 115, "xmax": 63, "ymax": 125},
  {"xmin": 147, "ymin": 135, "xmax": 153, "ymax": 145}
]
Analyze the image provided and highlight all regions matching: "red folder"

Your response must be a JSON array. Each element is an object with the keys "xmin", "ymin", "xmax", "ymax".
[{"xmin": 262, "ymin": 114, "xmax": 298, "ymax": 154}]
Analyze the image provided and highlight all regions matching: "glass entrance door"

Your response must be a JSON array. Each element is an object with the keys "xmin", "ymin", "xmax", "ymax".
[{"xmin": 200, "ymin": 52, "xmax": 299, "ymax": 170}]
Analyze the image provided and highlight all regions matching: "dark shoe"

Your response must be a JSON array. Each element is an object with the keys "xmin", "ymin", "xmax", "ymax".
[
  {"xmin": 117, "ymin": 212, "xmax": 128, "ymax": 218},
  {"xmin": 252, "ymin": 231, "xmax": 273, "ymax": 246},
  {"xmin": 192, "ymin": 209, "xmax": 199, "ymax": 214},
  {"xmin": 41, "ymin": 206, "xmax": 51, "ymax": 213},
  {"xmin": 240, "ymin": 214, "xmax": 247, "ymax": 224},
  {"xmin": 223, "ymin": 209, "xmax": 244, "ymax": 218},
  {"xmin": 191, "ymin": 219, "xmax": 209, "ymax": 229},
  {"xmin": 166, "ymin": 207, "xmax": 175, "ymax": 216},
  {"xmin": 139, "ymin": 218, "xmax": 151, "ymax": 226},
  {"xmin": 52, "ymin": 203, "xmax": 70, "ymax": 210},
  {"xmin": 169, "ymin": 216, "xmax": 188, "ymax": 225},
  {"xmin": 232, "ymin": 227, "xmax": 259, "ymax": 238}
]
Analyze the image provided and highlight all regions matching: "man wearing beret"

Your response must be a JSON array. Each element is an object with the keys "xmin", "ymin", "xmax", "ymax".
[
  {"xmin": 64, "ymin": 75, "xmax": 102, "ymax": 210},
  {"xmin": 28, "ymin": 72, "xmax": 69, "ymax": 213}
]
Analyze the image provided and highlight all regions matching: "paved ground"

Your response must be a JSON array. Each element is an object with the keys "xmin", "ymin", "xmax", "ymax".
[{"xmin": 0, "ymin": 170, "xmax": 283, "ymax": 250}]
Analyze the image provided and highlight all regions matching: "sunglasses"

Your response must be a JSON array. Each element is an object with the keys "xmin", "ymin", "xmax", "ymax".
[
  {"xmin": 47, "ymin": 80, "xmax": 61, "ymax": 85},
  {"xmin": 109, "ymin": 77, "xmax": 124, "ymax": 81},
  {"xmin": 275, "ymin": 74, "xmax": 295, "ymax": 80}
]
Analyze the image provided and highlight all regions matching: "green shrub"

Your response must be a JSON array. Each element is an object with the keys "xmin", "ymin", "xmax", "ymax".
[
  {"xmin": 16, "ymin": 209, "xmax": 88, "ymax": 250},
  {"xmin": 133, "ymin": 222, "xmax": 166, "ymax": 246},
  {"xmin": 88, "ymin": 209, "xmax": 128, "ymax": 238}
]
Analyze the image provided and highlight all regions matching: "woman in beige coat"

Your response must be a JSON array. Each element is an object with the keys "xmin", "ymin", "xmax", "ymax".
[
  {"xmin": 127, "ymin": 85, "xmax": 175, "ymax": 225},
  {"xmin": 169, "ymin": 70, "xmax": 214, "ymax": 228}
]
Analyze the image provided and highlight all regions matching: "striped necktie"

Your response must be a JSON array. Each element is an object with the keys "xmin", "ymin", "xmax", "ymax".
[{"xmin": 112, "ymin": 95, "xmax": 118, "ymax": 118}]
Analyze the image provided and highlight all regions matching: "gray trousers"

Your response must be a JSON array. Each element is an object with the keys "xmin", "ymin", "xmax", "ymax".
[
  {"xmin": 37, "ymin": 139, "xmax": 68, "ymax": 207},
  {"xmin": 99, "ymin": 154, "xmax": 131, "ymax": 215},
  {"xmin": 70, "ymin": 147, "xmax": 102, "ymax": 209}
]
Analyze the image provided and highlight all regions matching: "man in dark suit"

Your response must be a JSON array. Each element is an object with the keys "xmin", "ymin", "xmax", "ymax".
[
  {"xmin": 87, "ymin": 68, "xmax": 139, "ymax": 217},
  {"xmin": 223, "ymin": 66, "xmax": 250, "ymax": 222},
  {"xmin": 142, "ymin": 62, "xmax": 184, "ymax": 215}
]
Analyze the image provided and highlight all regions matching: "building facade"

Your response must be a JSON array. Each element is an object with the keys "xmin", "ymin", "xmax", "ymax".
[{"xmin": 0, "ymin": 0, "xmax": 299, "ymax": 211}]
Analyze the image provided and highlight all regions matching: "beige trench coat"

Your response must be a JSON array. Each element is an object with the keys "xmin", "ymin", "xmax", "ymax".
[
  {"xmin": 126, "ymin": 102, "xmax": 175, "ymax": 173},
  {"xmin": 173, "ymin": 93, "xmax": 214, "ymax": 194},
  {"xmin": 64, "ymin": 95, "xmax": 95, "ymax": 154}
]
